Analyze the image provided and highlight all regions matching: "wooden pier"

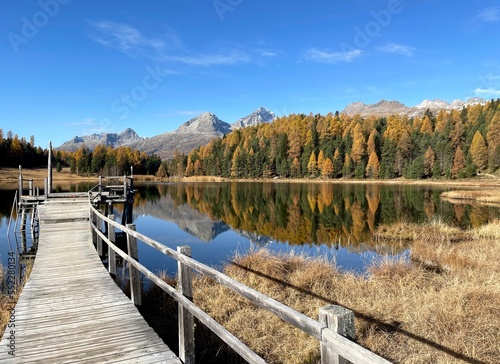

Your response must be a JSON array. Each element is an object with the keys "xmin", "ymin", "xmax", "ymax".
[
  {"xmin": 2, "ymin": 159, "xmax": 391, "ymax": 364},
  {"xmin": 0, "ymin": 196, "xmax": 180, "ymax": 363}
]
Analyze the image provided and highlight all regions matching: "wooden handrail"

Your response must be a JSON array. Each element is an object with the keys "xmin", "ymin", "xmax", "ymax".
[
  {"xmin": 89, "ymin": 203, "xmax": 391, "ymax": 364},
  {"xmin": 91, "ymin": 218, "xmax": 266, "ymax": 364}
]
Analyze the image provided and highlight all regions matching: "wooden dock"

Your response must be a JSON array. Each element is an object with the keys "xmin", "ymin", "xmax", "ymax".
[{"xmin": 0, "ymin": 197, "xmax": 181, "ymax": 363}]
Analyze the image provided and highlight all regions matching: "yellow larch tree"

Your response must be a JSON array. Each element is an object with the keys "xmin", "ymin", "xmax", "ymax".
[{"xmin": 469, "ymin": 131, "xmax": 488, "ymax": 170}]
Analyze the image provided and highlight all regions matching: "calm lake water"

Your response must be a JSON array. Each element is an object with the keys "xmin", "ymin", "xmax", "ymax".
[{"xmin": 1, "ymin": 181, "xmax": 499, "ymax": 279}]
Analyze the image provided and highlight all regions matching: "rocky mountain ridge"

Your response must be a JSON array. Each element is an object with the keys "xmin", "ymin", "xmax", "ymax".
[
  {"xmin": 58, "ymin": 127, "xmax": 143, "ymax": 152},
  {"xmin": 341, "ymin": 98, "xmax": 487, "ymax": 117},
  {"xmin": 58, "ymin": 107, "xmax": 274, "ymax": 158}
]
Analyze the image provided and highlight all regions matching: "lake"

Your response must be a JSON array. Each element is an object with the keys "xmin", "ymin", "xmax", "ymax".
[{"xmin": 1, "ymin": 181, "xmax": 499, "ymax": 279}]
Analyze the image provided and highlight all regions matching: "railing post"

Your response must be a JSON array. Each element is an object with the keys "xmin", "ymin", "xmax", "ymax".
[
  {"xmin": 96, "ymin": 213, "xmax": 103, "ymax": 256},
  {"xmin": 44, "ymin": 178, "xmax": 48, "ymax": 199},
  {"xmin": 178, "ymin": 246, "xmax": 195, "ymax": 364},
  {"xmin": 90, "ymin": 209, "xmax": 97, "ymax": 245},
  {"xmin": 107, "ymin": 214, "xmax": 116, "ymax": 275},
  {"xmin": 99, "ymin": 175, "xmax": 103, "ymax": 195},
  {"xmin": 126, "ymin": 224, "xmax": 141, "ymax": 306},
  {"xmin": 29, "ymin": 179, "xmax": 33, "ymax": 197},
  {"xmin": 123, "ymin": 175, "xmax": 127, "ymax": 196},
  {"xmin": 319, "ymin": 305, "xmax": 356, "ymax": 364}
]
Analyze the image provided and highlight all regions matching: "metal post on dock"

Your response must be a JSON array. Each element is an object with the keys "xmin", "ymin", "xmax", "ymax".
[
  {"xmin": 47, "ymin": 141, "xmax": 53, "ymax": 195},
  {"xmin": 18, "ymin": 165, "xmax": 23, "ymax": 203}
]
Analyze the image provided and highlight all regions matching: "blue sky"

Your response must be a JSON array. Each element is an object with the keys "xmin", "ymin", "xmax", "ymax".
[{"xmin": 1, "ymin": 0, "xmax": 500, "ymax": 148}]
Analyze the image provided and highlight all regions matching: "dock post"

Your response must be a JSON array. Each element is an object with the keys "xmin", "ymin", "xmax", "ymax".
[
  {"xmin": 319, "ymin": 305, "xmax": 355, "ymax": 364},
  {"xmin": 29, "ymin": 179, "xmax": 33, "ymax": 197},
  {"xmin": 90, "ymin": 210, "xmax": 97, "ymax": 245},
  {"xmin": 96, "ymin": 214, "xmax": 103, "ymax": 256},
  {"xmin": 126, "ymin": 224, "xmax": 141, "ymax": 306},
  {"xmin": 18, "ymin": 165, "xmax": 23, "ymax": 203},
  {"xmin": 123, "ymin": 175, "xmax": 127, "ymax": 196},
  {"xmin": 99, "ymin": 175, "xmax": 103, "ymax": 195},
  {"xmin": 47, "ymin": 141, "xmax": 52, "ymax": 195},
  {"xmin": 44, "ymin": 178, "xmax": 48, "ymax": 199},
  {"xmin": 178, "ymin": 246, "xmax": 195, "ymax": 364},
  {"xmin": 107, "ymin": 214, "xmax": 116, "ymax": 275},
  {"xmin": 20, "ymin": 207, "xmax": 27, "ymax": 232}
]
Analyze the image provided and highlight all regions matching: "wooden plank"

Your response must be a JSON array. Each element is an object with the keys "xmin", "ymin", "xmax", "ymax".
[{"xmin": 0, "ymin": 199, "xmax": 180, "ymax": 363}]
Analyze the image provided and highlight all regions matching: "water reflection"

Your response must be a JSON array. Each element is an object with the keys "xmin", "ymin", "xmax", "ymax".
[
  {"xmin": 1, "ymin": 182, "xmax": 498, "ymax": 274},
  {"xmin": 132, "ymin": 182, "xmax": 499, "ymax": 254}
]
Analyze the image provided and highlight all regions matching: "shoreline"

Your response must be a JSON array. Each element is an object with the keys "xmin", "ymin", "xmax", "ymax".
[{"xmin": 1, "ymin": 166, "xmax": 499, "ymax": 189}]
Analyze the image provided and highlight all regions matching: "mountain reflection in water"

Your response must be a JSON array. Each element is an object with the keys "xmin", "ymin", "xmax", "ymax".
[{"xmin": 130, "ymin": 182, "xmax": 499, "ymax": 254}]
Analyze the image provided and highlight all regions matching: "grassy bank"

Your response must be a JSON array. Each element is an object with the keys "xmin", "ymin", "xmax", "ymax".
[
  {"xmin": 143, "ymin": 219, "xmax": 499, "ymax": 364},
  {"xmin": 441, "ymin": 190, "xmax": 500, "ymax": 206}
]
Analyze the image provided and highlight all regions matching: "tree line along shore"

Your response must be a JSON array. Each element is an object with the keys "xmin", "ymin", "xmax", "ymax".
[{"xmin": 1, "ymin": 99, "xmax": 500, "ymax": 182}]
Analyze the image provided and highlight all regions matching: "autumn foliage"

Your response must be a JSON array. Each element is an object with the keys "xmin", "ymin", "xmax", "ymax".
[{"xmin": 169, "ymin": 99, "xmax": 500, "ymax": 179}]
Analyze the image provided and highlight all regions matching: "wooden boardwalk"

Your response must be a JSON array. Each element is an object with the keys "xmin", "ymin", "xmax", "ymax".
[{"xmin": 0, "ymin": 197, "xmax": 181, "ymax": 363}]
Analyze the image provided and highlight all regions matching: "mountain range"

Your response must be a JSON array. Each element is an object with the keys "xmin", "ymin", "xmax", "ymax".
[
  {"xmin": 341, "ymin": 97, "xmax": 487, "ymax": 117},
  {"xmin": 58, "ymin": 107, "xmax": 276, "ymax": 158},
  {"xmin": 58, "ymin": 98, "xmax": 488, "ymax": 158}
]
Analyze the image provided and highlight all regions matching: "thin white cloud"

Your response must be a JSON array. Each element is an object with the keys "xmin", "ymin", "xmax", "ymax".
[
  {"xmin": 304, "ymin": 48, "xmax": 362, "ymax": 63},
  {"xmin": 474, "ymin": 87, "xmax": 500, "ymax": 97},
  {"xmin": 377, "ymin": 43, "xmax": 414, "ymax": 57},
  {"xmin": 257, "ymin": 49, "xmax": 280, "ymax": 57},
  {"xmin": 477, "ymin": 7, "xmax": 500, "ymax": 23},
  {"xmin": 167, "ymin": 52, "xmax": 250, "ymax": 66},
  {"xmin": 88, "ymin": 21, "xmax": 165, "ymax": 56},
  {"xmin": 87, "ymin": 21, "xmax": 252, "ymax": 66}
]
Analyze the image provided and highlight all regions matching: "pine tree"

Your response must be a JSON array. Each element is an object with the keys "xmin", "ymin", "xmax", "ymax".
[
  {"xmin": 307, "ymin": 151, "xmax": 318, "ymax": 177},
  {"xmin": 423, "ymin": 146, "xmax": 435, "ymax": 178},
  {"xmin": 321, "ymin": 157, "xmax": 334, "ymax": 178},
  {"xmin": 156, "ymin": 164, "xmax": 167, "ymax": 179},
  {"xmin": 317, "ymin": 150, "xmax": 326, "ymax": 174},
  {"xmin": 452, "ymin": 146, "xmax": 466, "ymax": 178},
  {"xmin": 469, "ymin": 131, "xmax": 488, "ymax": 170},
  {"xmin": 420, "ymin": 115, "xmax": 433, "ymax": 134},
  {"xmin": 486, "ymin": 112, "xmax": 500, "ymax": 170},
  {"xmin": 366, "ymin": 130, "xmax": 378, "ymax": 157},
  {"xmin": 365, "ymin": 151, "xmax": 380, "ymax": 179},
  {"xmin": 343, "ymin": 154, "xmax": 354, "ymax": 178},
  {"xmin": 350, "ymin": 123, "xmax": 366, "ymax": 165}
]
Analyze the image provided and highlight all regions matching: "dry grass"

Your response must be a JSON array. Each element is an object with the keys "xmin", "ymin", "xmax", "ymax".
[
  {"xmin": 441, "ymin": 190, "xmax": 500, "ymax": 206},
  {"xmin": 188, "ymin": 221, "xmax": 500, "ymax": 364}
]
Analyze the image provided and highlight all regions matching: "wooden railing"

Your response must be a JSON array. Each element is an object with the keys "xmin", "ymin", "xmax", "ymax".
[{"xmin": 88, "ymin": 202, "xmax": 391, "ymax": 364}]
